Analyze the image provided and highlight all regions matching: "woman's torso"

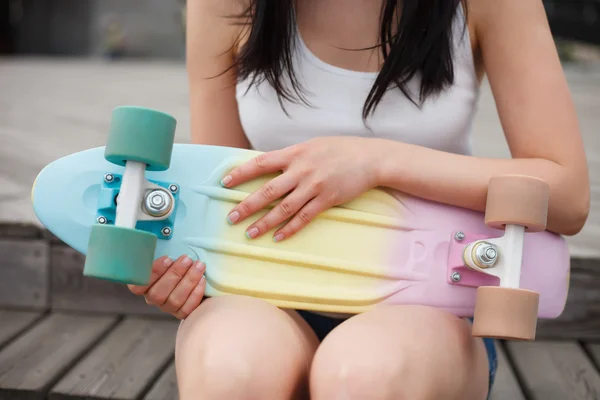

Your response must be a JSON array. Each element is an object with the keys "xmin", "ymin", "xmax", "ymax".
[
  {"xmin": 235, "ymin": 0, "xmax": 481, "ymax": 155},
  {"xmin": 232, "ymin": 1, "xmax": 482, "ymax": 319}
]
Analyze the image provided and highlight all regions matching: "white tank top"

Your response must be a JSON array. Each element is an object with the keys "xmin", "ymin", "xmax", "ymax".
[{"xmin": 236, "ymin": 6, "xmax": 479, "ymax": 156}]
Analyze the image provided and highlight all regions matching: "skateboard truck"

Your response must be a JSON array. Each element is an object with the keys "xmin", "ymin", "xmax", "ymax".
[
  {"xmin": 83, "ymin": 106, "xmax": 177, "ymax": 285},
  {"xmin": 122, "ymin": 167, "xmax": 177, "ymax": 222},
  {"xmin": 455, "ymin": 175, "xmax": 550, "ymax": 341},
  {"xmin": 95, "ymin": 165, "xmax": 179, "ymax": 238},
  {"xmin": 114, "ymin": 161, "xmax": 174, "ymax": 225},
  {"xmin": 462, "ymin": 224, "xmax": 523, "ymax": 289}
]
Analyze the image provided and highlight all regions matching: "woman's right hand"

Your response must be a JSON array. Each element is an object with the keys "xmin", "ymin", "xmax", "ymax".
[{"xmin": 128, "ymin": 255, "xmax": 206, "ymax": 320}]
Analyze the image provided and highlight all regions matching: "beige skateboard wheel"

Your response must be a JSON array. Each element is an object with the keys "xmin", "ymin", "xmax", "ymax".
[
  {"xmin": 472, "ymin": 286, "xmax": 539, "ymax": 340},
  {"xmin": 485, "ymin": 175, "xmax": 550, "ymax": 232}
]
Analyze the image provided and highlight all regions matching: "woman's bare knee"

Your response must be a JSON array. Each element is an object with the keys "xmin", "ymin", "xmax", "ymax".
[
  {"xmin": 175, "ymin": 295, "xmax": 318, "ymax": 400},
  {"xmin": 310, "ymin": 305, "xmax": 489, "ymax": 400},
  {"xmin": 311, "ymin": 342, "xmax": 406, "ymax": 399}
]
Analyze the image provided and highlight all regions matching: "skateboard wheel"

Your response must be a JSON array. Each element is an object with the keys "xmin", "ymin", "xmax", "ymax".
[
  {"xmin": 472, "ymin": 286, "xmax": 539, "ymax": 340},
  {"xmin": 104, "ymin": 106, "xmax": 176, "ymax": 171},
  {"xmin": 84, "ymin": 224, "xmax": 157, "ymax": 285},
  {"xmin": 484, "ymin": 175, "xmax": 550, "ymax": 232}
]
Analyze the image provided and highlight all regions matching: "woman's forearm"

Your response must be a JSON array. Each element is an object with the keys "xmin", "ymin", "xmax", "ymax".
[{"xmin": 373, "ymin": 138, "xmax": 590, "ymax": 236}]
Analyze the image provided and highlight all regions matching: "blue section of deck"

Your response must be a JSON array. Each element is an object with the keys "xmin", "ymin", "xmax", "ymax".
[{"xmin": 31, "ymin": 144, "xmax": 255, "ymax": 261}]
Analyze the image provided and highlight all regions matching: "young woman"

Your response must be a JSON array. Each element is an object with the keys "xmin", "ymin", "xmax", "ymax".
[{"xmin": 129, "ymin": 0, "xmax": 590, "ymax": 398}]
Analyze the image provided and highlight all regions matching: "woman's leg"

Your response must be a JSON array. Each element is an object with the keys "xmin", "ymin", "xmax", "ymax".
[
  {"xmin": 175, "ymin": 295, "xmax": 320, "ymax": 400},
  {"xmin": 310, "ymin": 305, "xmax": 491, "ymax": 400}
]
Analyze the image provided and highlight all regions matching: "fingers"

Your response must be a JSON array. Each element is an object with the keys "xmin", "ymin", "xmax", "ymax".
[
  {"xmin": 220, "ymin": 150, "xmax": 288, "ymax": 188},
  {"xmin": 159, "ymin": 260, "xmax": 206, "ymax": 315},
  {"xmin": 144, "ymin": 255, "xmax": 195, "ymax": 306},
  {"xmin": 226, "ymin": 172, "xmax": 299, "ymax": 226},
  {"xmin": 219, "ymin": 147, "xmax": 334, "ymax": 242},
  {"xmin": 272, "ymin": 196, "xmax": 332, "ymax": 241},
  {"xmin": 127, "ymin": 255, "xmax": 207, "ymax": 320},
  {"xmin": 127, "ymin": 256, "xmax": 173, "ymax": 295},
  {"xmin": 174, "ymin": 276, "xmax": 206, "ymax": 320},
  {"xmin": 242, "ymin": 184, "xmax": 316, "ymax": 240}
]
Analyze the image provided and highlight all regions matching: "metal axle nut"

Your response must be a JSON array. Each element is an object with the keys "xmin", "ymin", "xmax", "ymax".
[
  {"xmin": 144, "ymin": 189, "xmax": 172, "ymax": 217},
  {"xmin": 473, "ymin": 242, "xmax": 499, "ymax": 268}
]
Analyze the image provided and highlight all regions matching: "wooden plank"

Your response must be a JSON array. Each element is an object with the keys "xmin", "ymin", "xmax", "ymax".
[
  {"xmin": 0, "ymin": 223, "xmax": 42, "ymax": 239},
  {"xmin": 0, "ymin": 310, "xmax": 43, "ymax": 348},
  {"xmin": 51, "ymin": 245, "xmax": 165, "ymax": 316},
  {"xmin": 505, "ymin": 340, "xmax": 600, "ymax": 400},
  {"xmin": 0, "ymin": 239, "xmax": 49, "ymax": 309},
  {"xmin": 0, "ymin": 313, "xmax": 117, "ymax": 399},
  {"xmin": 536, "ymin": 258, "xmax": 600, "ymax": 340},
  {"xmin": 50, "ymin": 317, "xmax": 179, "ymax": 400},
  {"xmin": 488, "ymin": 341, "xmax": 526, "ymax": 400},
  {"xmin": 583, "ymin": 342, "xmax": 600, "ymax": 371},
  {"xmin": 42, "ymin": 228, "xmax": 64, "ymax": 245},
  {"xmin": 144, "ymin": 362, "xmax": 178, "ymax": 400}
]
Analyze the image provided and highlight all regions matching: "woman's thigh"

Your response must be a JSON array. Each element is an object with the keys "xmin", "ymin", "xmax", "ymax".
[
  {"xmin": 175, "ymin": 295, "xmax": 320, "ymax": 400},
  {"xmin": 309, "ymin": 305, "xmax": 490, "ymax": 400}
]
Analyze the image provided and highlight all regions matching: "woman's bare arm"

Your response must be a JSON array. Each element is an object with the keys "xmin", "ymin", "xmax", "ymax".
[
  {"xmin": 376, "ymin": 0, "xmax": 589, "ymax": 235},
  {"xmin": 186, "ymin": 0, "xmax": 250, "ymax": 148}
]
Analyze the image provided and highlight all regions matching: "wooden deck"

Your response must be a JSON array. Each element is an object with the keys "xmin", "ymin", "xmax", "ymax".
[
  {"xmin": 1, "ymin": 309, "xmax": 600, "ymax": 400},
  {"xmin": 1, "ymin": 223, "xmax": 600, "ymax": 399},
  {"xmin": 0, "ymin": 310, "xmax": 179, "ymax": 400}
]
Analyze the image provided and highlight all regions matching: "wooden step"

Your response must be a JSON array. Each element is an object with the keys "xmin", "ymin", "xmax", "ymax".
[
  {"xmin": 49, "ymin": 317, "xmax": 179, "ymax": 400},
  {"xmin": 1, "ymin": 309, "xmax": 600, "ymax": 399},
  {"xmin": 0, "ymin": 312, "xmax": 117, "ymax": 399}
]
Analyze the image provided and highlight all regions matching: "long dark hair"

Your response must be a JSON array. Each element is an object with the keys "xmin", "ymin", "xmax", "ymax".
[{"xmin": 228, "ymin": 0, "xmax": 465, "ymax": 119}]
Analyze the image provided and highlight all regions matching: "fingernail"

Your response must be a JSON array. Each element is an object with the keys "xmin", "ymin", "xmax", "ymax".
[
  {"xmin": 227, "ymin": 211, "xmax": 240, "ymax": 224},
  {"xmin": 196, "ymin": 276, "xmax": 206, "ymax": 291},
  {"xmin": 163, "ymin": 257, "xmax": 173, "ymax": 267},
  {"xmin": 246, "ymin": 227, "xmax": 259, "ymax": 239},
  {"xmin": 182, "ymin": 256, "xmax": 193, "ymax": 267},
  {"xmin": 220, "ymin": 175, "xmax": 232, "ymax": 187},
  {"xmin": 195, "ymin": 261, "xmax": 205, "ymax": 271},
  {"xmin": 273, "ymin": 233, "xmax": 284, "ymax": 242}
]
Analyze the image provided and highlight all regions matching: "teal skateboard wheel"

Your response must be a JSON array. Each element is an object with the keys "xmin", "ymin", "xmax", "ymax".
[
  {"xmin": 104, "ymin": 106, "xmax": 176, "ymax": 171},
  {"xmin": 84, "ymin": 224, "xmax": 158, "ymax": 285}
]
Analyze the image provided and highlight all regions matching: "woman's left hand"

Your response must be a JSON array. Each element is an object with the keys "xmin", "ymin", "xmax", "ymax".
[{"xmin": 220, "ymin": 136, "xmax": 384, "ymax": 241}]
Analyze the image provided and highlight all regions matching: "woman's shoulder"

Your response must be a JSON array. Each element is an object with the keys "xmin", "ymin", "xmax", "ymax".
[
  {"xmin": 463, "ymin": 0, "xmax": 554, "ymax": 76},
  {"xmin": 188, "ymin": 0, "xmax": 250, "ymax": 20},
  {"xmin": 186, "ymin": 0, "xmax": 253, "ymax": 147},
  {"xmin": 186, "ymin": 0, "xmax": 250, "ymax": 54}
]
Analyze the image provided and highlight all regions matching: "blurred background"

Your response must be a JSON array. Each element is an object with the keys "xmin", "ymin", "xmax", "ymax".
[
  {"xmin": 2, "ymin": 0, "xmax": 598, "ymax": 256},
  {"xmin": 0, "ymin": 2, "xmax": 599, "ymax": 399}
]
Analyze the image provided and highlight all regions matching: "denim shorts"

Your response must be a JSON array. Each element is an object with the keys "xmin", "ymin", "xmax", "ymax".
[{"xmin": 297, "ymin": 311, "xmax": 498, "ymax": 397}]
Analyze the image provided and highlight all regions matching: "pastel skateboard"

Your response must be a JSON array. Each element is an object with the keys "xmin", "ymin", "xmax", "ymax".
[{"xmin": 32, "ymin": 106, "xmax": 571, "ymax": 340}]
